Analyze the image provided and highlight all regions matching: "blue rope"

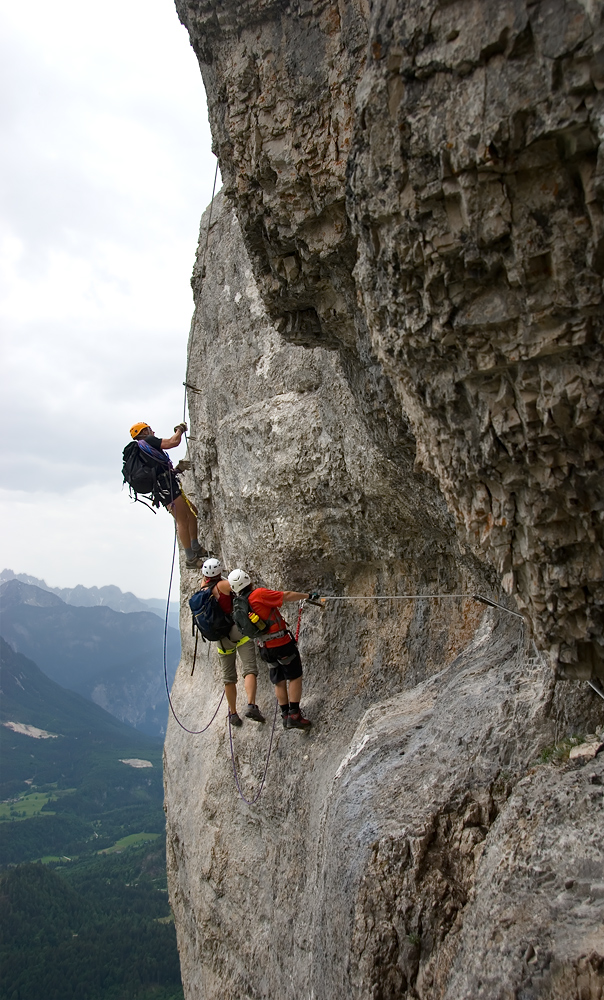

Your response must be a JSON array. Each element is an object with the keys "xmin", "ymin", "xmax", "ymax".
[
  {"xmin": 163, "ymin": 523, "xmax": 224, "ymax": 735},
  {"xmin": 228, "ymin": 698, "xmax": 279, "ymax": 805}
]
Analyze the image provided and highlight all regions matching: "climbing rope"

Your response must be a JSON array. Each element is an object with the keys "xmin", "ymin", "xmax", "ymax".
[
  {"xmin": 181, "ymin": 155, "xmax": 220, "ymax": 435},
  {"xmin": 200, "ymin": 157, "xmax": 220, "ymax": 280},
  {"xmin": 295, "ymin": 602, "xmax": 304, "ymax": 642},
  {"xmin": 163, "ymin": 524, "xmax": 225, "ymax": 735},
  {"xmin": 228, "ymin": 698, "xmax": 279, "ymax": 805}
]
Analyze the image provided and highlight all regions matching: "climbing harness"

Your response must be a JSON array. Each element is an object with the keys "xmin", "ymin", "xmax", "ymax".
[
  {"xmin": 228, "ymin": 698, "xmax": 279, "ymax": 805},
  {"xmin": 225, "ymin": 601, "xmax": 323, "ymax": 805}
]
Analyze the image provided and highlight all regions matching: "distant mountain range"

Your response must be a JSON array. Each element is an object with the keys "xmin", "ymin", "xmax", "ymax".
[
  {"xmin": 0, "ymin": 569, "xmax": 180, "ymax": 630},
  {"xmin": 0, "ymin": 579, "xmax": 181, "ymax": 737}
]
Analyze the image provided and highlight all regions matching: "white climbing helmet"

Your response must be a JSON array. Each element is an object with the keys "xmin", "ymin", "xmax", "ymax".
[
  {"xmin": 227, "ymin": 568, "xmax": 251, "ymax": 594},
  {"xmin": 201, "ymin": 557, "xmax": 222, "ymax": 579}
]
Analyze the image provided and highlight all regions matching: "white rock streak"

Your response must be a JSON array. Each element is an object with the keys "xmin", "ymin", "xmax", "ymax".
[{"xmin": 3, "ymin": 721, "xmax": 59, "ymax": 739}]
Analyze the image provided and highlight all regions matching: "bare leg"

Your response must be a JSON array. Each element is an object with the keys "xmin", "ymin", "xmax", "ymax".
[
  {"xmin": 274, "ymin": 679, "xmax": 289, "ymax": 708},
  {"xmin": 286, "ymin": 677, "xmax": 302, "ymax": 704},
  {"xmin": 170, "ymin": 496, "xmax": 192, "ymax": 550},
  {"xmin": 186, "ymin": 505, "xmax": 199, "ymax": 546},
  {"xmin": 243, "ymin": 673, "xmax": 258, "ymax": 705},
  {"xmin": 224, "ymin": 682, "xmax": 238, "ymax": 714}
]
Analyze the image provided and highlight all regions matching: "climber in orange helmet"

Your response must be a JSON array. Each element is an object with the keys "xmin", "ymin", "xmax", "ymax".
[{"xmin": 124, "ymin": 421, "xmax": 204, "ymax": 569}]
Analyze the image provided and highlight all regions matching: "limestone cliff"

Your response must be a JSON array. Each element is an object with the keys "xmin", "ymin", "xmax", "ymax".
[
  {"xmin": 164, "ymin": 2, "xmax": 604, "ymax": 998},
  {"xmin": 176, "ymin": 0, "xmax": 604, "ymax": 678}
]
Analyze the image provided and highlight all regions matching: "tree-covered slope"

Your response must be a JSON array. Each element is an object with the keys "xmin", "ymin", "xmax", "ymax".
[
  {"xmin": 0, "ymin": 638, "xmax": 165, "ymax": 865},
  {"xmin": 0, "ymin": 853, "xmax": 183, "ymax": 1000}
]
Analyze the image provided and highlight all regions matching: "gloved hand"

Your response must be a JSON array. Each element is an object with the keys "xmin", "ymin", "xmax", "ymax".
[
  {"xmin": 174, "ymin": 422, "xmax": 188, "ymax": 433},
  {"xmin": 309, "ymin": 591, "xmax": 320, "ymax": 601},
  {"xmin": 174, "ymin": 459, "xmax": 192, "ymax": 474}
]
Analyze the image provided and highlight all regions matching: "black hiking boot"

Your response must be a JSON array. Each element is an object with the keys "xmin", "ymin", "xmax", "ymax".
[
  {"xmin": 228, "ymin": 711, "xmax": 243, "ymax": 728},
  {"xmin": 285, "ymin": 710, "xmax": 312, "ymax": 731},
  {"xmin": 245, "ymin": 704, "xmax": 266, "ymax": 723}
]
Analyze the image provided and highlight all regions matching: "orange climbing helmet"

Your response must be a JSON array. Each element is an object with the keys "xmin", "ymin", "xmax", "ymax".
[{"xmin": 130, "ymin": 421, "xmax": 150, "ymax": 439}]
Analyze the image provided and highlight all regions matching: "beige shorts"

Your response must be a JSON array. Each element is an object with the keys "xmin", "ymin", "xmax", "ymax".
[{"xmin": 217, "ymin": 623, "xmax": 258, "ymax": 684}]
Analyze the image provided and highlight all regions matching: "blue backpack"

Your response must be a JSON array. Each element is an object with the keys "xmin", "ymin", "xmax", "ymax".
[{"xmin": 189, "ymin": 585, "xmax": 233, "ymax": 642}]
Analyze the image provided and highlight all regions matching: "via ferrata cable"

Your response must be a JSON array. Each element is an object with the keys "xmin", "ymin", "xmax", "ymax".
[
  {"xmin": 587, "ymin": 679, "xmax": 604, "ymax": 702},
  {"xmin": 320, "ymin": 593, "xmax": 525, "ymax": 621}
]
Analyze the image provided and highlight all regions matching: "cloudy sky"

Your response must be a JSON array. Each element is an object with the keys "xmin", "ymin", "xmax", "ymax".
[{"xmin": 0, "ymin": 0, "xmax": 218, "ymax": 599}]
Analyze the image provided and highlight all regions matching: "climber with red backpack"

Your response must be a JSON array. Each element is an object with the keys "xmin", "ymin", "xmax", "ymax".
[
  {"xmin": 190, "ymin": 558, "xmax": 265, "ymax": 727},
  {"xmin": 227, "ymin": 569, "xmax": 318, "ymax": 731},
  {"xmin": 122, "ymin": 421, "xmax": 204, "ymax": 569}
]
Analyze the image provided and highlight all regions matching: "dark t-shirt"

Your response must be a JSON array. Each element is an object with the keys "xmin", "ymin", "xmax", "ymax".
[
  {"xmin": 144, "ymin": 435, "xmax": 166, "ymax": 453},
  {"xmin": 139, "ymin": 436, "xmax": 172, "ymax": 468}
]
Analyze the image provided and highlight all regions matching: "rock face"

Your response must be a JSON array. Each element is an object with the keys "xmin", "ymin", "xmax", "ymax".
[
  {"xmin": 164, "ymin": 2, "xmax": 604, "ymax": 997},
  {"xmin": 164, "ymin": 195, "xmax": 603, "ymax": 999},
  {"xmin": 176, "ymin": 0, "xmax": 604, "ymax": 678}
]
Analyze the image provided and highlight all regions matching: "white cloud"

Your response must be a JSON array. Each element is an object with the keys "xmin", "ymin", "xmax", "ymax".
[
  {"xmin": 0, "ymin": 484, "xmax": 181, "ymax": 600},
  {"xmin": 0, "ymin": 0, "xmax": 218, "ymax": 597}
]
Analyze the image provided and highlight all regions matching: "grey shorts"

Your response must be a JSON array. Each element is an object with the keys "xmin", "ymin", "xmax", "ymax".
[{"xmin": 217, "ymin": 624, "xmax": 258, "ymax": 685}]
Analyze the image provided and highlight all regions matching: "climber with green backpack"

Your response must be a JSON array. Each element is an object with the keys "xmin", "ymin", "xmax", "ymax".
[
  {"xmin": 227, "ymin": 569, "xmax": 319, "ymax": 731},
  {"xmin": 190, "ymin": 559, "xmax": 265, "ymax": 728}
]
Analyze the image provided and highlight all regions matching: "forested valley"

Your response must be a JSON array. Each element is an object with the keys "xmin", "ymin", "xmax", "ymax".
[
  {"xmin": 0, "ymin": 638, "xmax": 184, "ymax": 999},
  {"xmin": 1, "ymin": 843, "xmax": 183, "ymax": 1000}
]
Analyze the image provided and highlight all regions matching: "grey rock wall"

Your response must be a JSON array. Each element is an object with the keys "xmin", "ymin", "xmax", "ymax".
[
  {"xmin": 164, "ymin": 196, "xmax": 604, "ymax": 1000},
  {"xmin": 175, "ymin": 0, "xmax": 604, "ymax": 678},
  {"xmin": 165, "ymin": 1, "xmax": 604, "ymax": 996}
]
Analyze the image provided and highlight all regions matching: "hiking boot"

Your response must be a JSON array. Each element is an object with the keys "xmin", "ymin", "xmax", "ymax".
[
  {"xmin": 245, "ymin": 704, "xmax": 266, "ymax": 723},
  {"xmin": 228, "ymin": 712, "xmax": 243, "ymax": 728},
  {"xmin": 185, "ymin": 554, "xmax": 204, "ymax": 569},
  {"xmin": 285, "ymin": 710, "xmax": 312, "ymax": 731}
]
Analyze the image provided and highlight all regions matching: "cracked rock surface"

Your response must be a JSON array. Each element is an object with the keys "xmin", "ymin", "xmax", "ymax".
[
  {"xmin": 175, "ymin": 0, "xmax": 604, "ymax": 677},
  {"xmin": 164, "ymin": 197, "xmax": 604, "ymax": 999},
  {"xmin": 166, "ymin": 1, "xmax": 604, "ymax": 996}
]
